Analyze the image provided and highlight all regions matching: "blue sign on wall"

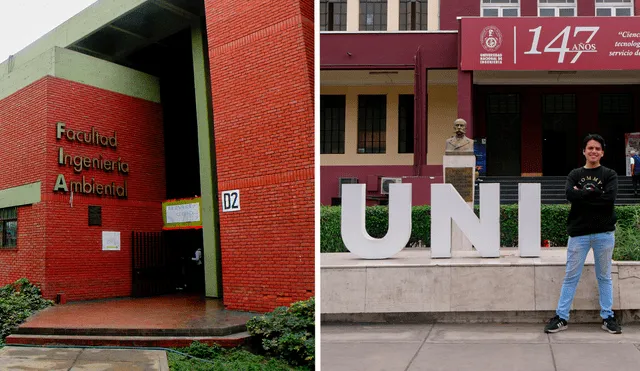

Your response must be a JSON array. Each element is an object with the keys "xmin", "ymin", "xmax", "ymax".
[{"xmin": 474, "ymin": 138, "xmax": 486, "ymax": 176}]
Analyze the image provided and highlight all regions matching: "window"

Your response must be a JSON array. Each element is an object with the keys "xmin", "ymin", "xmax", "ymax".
[
  {"xmin": 398, "ymin": 95, "xmax": 414, "ymax": 153},
  {"xmin": 538, "ymin": 0, "xmax": 576, "ymax": 16},
  {"xmin": 360, "ymin": 0, "xmax": 387, "ymax": 31},
  {"xmin": 0, "ymin": 207, "xmax": 17, "ymax": 248},
  {"xmin": 481, "ymin": 0, "xmax": 520, "ymax": 17},
  {"xmin": 320, "ymin": 0, "xmax": 347, "ymax": 31},
  {"xmin": 400, "ymin": 0, "xmax": 427, "ymax": 30},
  {"xmin": 357, "ymin": 95, "xmax": 386, "ymax": 153},
  {"xmin": 543, "ymin": 94, "xmax": 576, "ymax": 114},
  {"xmin": 320, "ymin": 95, "xmax": 346, "ymax": 154},
  {"xmin": 596, "ymin": 0, "xmax": 633, "ymax": 16}
]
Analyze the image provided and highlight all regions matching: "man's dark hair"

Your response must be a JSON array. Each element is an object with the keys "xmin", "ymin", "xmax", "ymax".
[{"xmin": 583, "ymin": 134, "xmax": 606, "ymax": 150}]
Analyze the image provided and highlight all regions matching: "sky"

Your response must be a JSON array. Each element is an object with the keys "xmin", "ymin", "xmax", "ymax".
[{"xmin": 0, "ymin": 0, "xmax": 98, "ymax": 64}]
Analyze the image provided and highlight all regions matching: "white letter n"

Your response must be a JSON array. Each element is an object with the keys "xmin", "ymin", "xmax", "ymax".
[{"xmin": 430, "ymin": 183, "xmax": 500, "ymax": 258}]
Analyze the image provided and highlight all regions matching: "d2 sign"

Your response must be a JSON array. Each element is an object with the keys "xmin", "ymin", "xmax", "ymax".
[{"xmin": 340, "ymin": 183, "xmax": 541, "ymax": 259}]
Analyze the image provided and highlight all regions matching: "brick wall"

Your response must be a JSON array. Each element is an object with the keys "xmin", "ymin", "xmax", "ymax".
[
  {"xmin": 0, "ymin": 79, "xmax": 48, "ymax": 289},
  {"xmin": 205, "ymin": 0, "xmax": 315, "ymax": 312},
  {"xmin": 43, "ymin": 77, "xmax": 165, "ymax": 301},
  {"xmin": 0, "ymin": 76, "xmax": 166, "ymax": 301}
]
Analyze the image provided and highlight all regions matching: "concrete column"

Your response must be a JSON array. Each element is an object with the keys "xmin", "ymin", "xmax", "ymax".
[
  {"xmin": 388, "ymin": 0, "xmax": 400, "ymax": 31},
  {"xmin": 413, "ymin": 50, "xmax": 427, "ymax": 175},
  {"xmin": 191, "ymin": 22, "xmax": 221, "ymax": 298},
  {"xmin": 347, "ymin": 0, "xmax": 360, "ymax": 31},
  {"xmin": 428, "ymin": 0, "xmax": 439, "ymax": 30}
]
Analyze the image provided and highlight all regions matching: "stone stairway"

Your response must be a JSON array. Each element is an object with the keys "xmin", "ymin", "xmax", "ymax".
[{"xmin": 473, "ymin": 176, "xmax": 640, "ymax": 205}]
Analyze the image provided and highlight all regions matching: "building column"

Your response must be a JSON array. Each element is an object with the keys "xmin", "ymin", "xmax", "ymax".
[
  {"xmin": 413, "ymin": 48, "xmax": 427, "ymax": 175},
  {"xmin": 191, "ymin": 21, "xmax": 221, "ymax": 298},
  {"xmin": 457, "ymin": 70, "xmax": 474, "ymax": 139},
  {"xmin": 347, "ymin": 0, "xmax": 359, "ymax": 31},
  {"xmin": 388, "ymin": 0, "xmax": 400, "ymax": 31}
]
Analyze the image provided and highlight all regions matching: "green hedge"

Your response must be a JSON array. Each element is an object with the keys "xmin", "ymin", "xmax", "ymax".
[
  {"xmin": 321, "ymin": 205, "xmax": 640, "ymax": 260},
  {"xmin": 246, "ymin": 297, "xmax": 315, "ymax": 370},
  {"xmin": 1, "ymin": 278, "xmax": 53, "ymax": 345}
]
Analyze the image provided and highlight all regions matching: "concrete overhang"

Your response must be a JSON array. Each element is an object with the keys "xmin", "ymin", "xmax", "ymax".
[
  {"xmin": 320, "ymin": 32, "xmax": 458, "ymax": 70},
  {"xmin": 0, "ymin": 0, "xmax": 203, "ymax": 77}
]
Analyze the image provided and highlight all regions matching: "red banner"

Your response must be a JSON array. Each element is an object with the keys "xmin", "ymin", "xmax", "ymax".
[{"xmin": 460, "ymin": 17, "xmax": 640, "ymax": 71}]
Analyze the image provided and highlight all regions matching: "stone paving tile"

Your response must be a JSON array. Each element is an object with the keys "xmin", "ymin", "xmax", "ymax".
[
  {"xmin": 552, "ymin": 343, "xmax": 640, "ymax": 371},
  {"xmin": 408, "ymin": 343, "xmax": 554, "ymax": 371},
  {"xmin": 76, "ymin": 348, "xmax": 165, "ymax": 362},
  {"xmin": 321, "ymin": 323, "xmax": 431, "ymax": 343},
  {"xmin": 548, "ymin": 324, "xmax": 640, "ymax": 343},
  {"xmin": 0, "ymin": 347, "xmax": 168, "ymax": 371},
  {"xmin": 0, "ymin": 346, "xmax": 82, "ymax": 360},
  {"xmin": 321, "ymin": 342, "xmax": 424, "ymax": 371},
  {"xmin": 425, "ymin": 323, "xmax": 549, "ymax": 344},
  {"xmin": 70, "ymin": 360, "xmax": 160, "ymax": 370},
  {"xmin": 0, "ymin": 357, "xmax": 76, "ymax": 370}
]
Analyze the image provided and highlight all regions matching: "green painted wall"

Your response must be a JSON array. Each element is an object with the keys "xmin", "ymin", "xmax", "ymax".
[
  {"xmin": 0, "ymin": 182, "xmax": 41, "ymax": 209},
  {"xmin": 191, "ymin": 22, "xmax": 221, "ymax": 298}
]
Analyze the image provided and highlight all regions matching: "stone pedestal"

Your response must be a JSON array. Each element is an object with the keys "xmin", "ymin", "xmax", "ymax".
[{"xmin": 443, "ymin": 154, "xmax": 476, "ymax": 251}]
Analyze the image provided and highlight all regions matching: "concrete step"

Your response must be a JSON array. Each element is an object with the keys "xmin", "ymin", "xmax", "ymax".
[{"xmin": 5, "ymin": 332, "xmax": 251, "ymax": 348}]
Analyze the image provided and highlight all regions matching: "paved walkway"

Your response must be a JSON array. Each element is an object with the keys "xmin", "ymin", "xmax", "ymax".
[
  {"xmin": 321, "ymin": 323, "xmax": 640, "ymax": 371},
  {"xmin": 0, "ymin": 346, "xmax": 168, "ymax": 370}
]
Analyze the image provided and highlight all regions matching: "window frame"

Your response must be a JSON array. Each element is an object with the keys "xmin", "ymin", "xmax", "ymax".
[
  {"xmin": 595, "ymin": 0, "xmax": 634, "ymax": 16},
  {"xmin": 481, "ymin": 0, "xmax": 520, "ymax": 17},
  {"xmin": 357, "ymin": 95, "xmax": 387, "ymax": 154},
  {"xmin": 0, "ymin": 207, "xmax": 17, "ymax": 249},
  {"xmin": 398, "ymin": 94, "xmax": 415, "ymax": 154},
  {"xmin": 320, "ymin": 0, "xmax": 348, "ymax": 31},
  {"xmin": 320, "ymin": 95, "xmax": 346, "ymax": 154},
  {"xmin": 359, "ymin": 0, "xmax": 388, "ymax": 31},
  {"xmin": 399, "ymin": 0, "xmax": 428, "ymax": 31},
  {"xmin": 538, "ymin": 0, "xmax": 577, "ymax": 17}
]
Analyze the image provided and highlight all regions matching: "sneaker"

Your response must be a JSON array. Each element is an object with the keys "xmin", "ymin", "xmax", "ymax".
[
  {"xmin": 602, "ymin": 316, "xmax": 622, "ymax": 334},
  {"xmin": 544, "ymin": 315, "xmax": 568, "ymax": 333}
]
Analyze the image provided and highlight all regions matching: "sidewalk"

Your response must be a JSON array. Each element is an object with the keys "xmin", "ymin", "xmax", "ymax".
[
  {"xmin": 321, "ymin": 322, "xmax": 640, "ymax": 371},
  {"xmin": 0, "ymin": 346, "xmax": 169, "ymax": 370}
]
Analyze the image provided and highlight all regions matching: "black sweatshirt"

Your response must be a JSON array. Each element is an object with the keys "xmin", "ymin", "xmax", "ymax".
[{"xmin": 565, "ymin": 166, "xmax": 618, "ymax": 237}]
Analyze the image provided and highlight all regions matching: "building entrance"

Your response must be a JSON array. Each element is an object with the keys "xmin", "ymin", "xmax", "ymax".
[
  {"xmin": 542, "ymin": 94, "xmax": 578, "ymax": 176},
  {"xmin": 485, "ymin": 93, "xmax": 521, "ymax": 176}
]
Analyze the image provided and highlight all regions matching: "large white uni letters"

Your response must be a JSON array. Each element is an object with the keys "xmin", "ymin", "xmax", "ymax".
[
  {"xmin": 341, "ymin": 183, "xmax": 412, "ymax": 259},
  {"xmin": 340, "ymin": 182, "xmax": 542, "ymax": 259},
  {"xmin": 431, "ymin": 183, "xmax": 500, "ymax": 258}
]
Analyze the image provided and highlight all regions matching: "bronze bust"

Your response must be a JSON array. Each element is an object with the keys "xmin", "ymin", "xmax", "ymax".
[{"xmin": 445, "ymin": 118, "xmax": 474, "ymax": 154}]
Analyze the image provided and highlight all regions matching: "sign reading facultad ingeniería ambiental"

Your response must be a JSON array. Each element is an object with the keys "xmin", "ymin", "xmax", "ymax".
[{"xmin": 52, "ymin": 122, "xmax": 130, "ymax": 199}]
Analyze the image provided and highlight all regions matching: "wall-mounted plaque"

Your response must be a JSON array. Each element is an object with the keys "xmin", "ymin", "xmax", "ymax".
[
  {"xmin": 89, "ymin": 206, "xmax": 102, "ymax": 226},
  {"xmin": 444, "ymin": 167, "xmax": 474, "ymax": 203}
]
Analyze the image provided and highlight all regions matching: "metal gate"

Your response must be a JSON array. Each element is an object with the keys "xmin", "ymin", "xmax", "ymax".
[{"xmin": 131, "ymin": 231, "xmax": 173, "ymax": 297}]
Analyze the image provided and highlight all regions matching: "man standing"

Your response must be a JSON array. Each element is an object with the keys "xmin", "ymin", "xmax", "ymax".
[
  {"xmin": 544, "ymin": 134, "xmax": 621, "ymax": 334},
  {"xmin": 630, "ymin": 150, "xmax": 640, "ymax": 195}
]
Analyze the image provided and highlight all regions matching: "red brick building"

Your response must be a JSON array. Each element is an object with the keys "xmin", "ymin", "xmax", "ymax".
[
  {"xmin": 0, "ymin": 0, "xmax": 314, "ymax": 313},
  {"xmin": 320, "ymin": 0, "xmax": 640, "ymax": 206}
]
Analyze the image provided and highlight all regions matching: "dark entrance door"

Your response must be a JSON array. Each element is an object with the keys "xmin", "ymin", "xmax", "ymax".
[
  {"xmin": 486, "ymin": 93, "xmax": 521, "ymax": 176},
  {"xmin": 598, "ymin": 93, "xmax": 634, "ymax": 175},
  {"xmin": 542, "ymin": 94, "xmax": 578, "ymax": 176},
  {"xmin": 131, "ymin": 231, "xmax": 173, "ymax": 297}
]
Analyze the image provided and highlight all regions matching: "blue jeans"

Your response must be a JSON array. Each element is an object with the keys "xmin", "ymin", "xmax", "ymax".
[{"xmin": 556, "ymin": 231, "xmax": 615, "ymax": 321}]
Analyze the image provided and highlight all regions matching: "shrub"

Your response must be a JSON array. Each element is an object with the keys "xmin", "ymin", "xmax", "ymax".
[
  {"xmin": 320, "ymin": 204, "xmax": 640, "ymax": 260},
  {"xmin": 0, "ymin": 278, "xmax": 53, "ymax": 344},
  {"xmin": 246, "ymin": 297, "xmax": 314, "ymax": 369},
  {"xmin": 167, "ymin": 341, "xmax": 303, "ymax": 370}
]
